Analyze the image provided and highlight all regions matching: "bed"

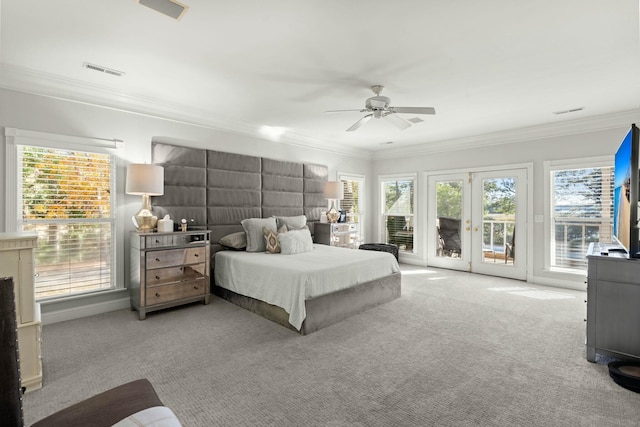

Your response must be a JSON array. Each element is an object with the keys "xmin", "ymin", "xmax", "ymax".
[
  {"xmin": 213, "ymin": 243, "xmax": 401, "ymax": 334},
  {"xmin": 151, "ymin": 141, "xmax": 402, "ymax": 334}
]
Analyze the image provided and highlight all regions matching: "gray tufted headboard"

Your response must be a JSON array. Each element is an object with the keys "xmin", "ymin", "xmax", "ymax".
[{"xmin": 151, "ymin": 142, "xmax": 328, "ymax": 250}]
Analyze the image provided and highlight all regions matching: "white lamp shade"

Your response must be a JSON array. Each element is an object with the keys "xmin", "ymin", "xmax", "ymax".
[
  {"xmin": 126, "ymin": 164, "xmax": 164, "ymax": 196},
  {"xmin": 323, "ymin": 181, "xmax": 344, "ymax": 200}
]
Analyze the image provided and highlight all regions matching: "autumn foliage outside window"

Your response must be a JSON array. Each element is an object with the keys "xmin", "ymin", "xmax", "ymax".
[{"xmin": 19, "ymin": 145, "xmax": 115, "ymax": 299}]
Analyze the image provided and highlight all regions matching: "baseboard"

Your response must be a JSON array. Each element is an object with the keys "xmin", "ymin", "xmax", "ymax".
[
  {"xmin": 531, "ymin": 275, "xmax": 587, "ymax": 292},
  {"xmin": 41, "ymin": 295, "xmax": 131, "ymax": 325}
]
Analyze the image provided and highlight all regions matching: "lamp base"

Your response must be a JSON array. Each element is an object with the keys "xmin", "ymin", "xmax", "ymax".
[
  {"xmin": 132, "ymin": 194, "xmax": 158, "ymax": 231},
  {"xmin": 326, "ymin": 202, "xmax": 340, "ymax": 223}
]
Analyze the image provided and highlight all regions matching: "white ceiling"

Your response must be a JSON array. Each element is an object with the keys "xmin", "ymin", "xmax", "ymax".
[{"xmin": 2, "ymin": 0, "xmax": 640, "ymax": 154}]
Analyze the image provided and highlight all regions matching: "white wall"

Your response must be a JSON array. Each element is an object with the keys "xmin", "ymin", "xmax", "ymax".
[
  {"xmin": 372, "ymin": 123, "xmax": 638, "ymax": 288},
  {"xmin": 0, "ymin": 88, "xmax": 371, "ymax": 322}
]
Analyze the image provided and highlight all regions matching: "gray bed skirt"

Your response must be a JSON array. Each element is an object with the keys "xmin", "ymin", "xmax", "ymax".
[{"xmin": 212, "ymin": 272, "xmax": 401, "ymax": 335}]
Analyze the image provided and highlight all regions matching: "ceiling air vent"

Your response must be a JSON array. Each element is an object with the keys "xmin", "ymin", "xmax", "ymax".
[
  {"xmin": 137, "ymin": 0, "xmax": 189, "ymax": 20},
  {"xmin": 83, "ymin": 62, "xmax": 125, "ymax": 77},
  {"xmin": 553, "ymin": 107, "xmax": 585, "ymax": 115}
]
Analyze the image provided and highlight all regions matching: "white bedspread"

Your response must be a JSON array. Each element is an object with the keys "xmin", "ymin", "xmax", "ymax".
[{"xmin": 214, "ymin": 244, "xmax": 400, "ymax": 330}]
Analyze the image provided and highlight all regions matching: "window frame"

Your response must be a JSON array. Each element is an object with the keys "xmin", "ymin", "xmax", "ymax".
[
  {"xmin": 379, "ymin": 173, "xmax": 418, "ymax": 254},
  {"xmin": 544, "ymin": 155, "xmax": 613, "ymax": 273},
  {"xmin": 5, "ymin": 128, "xmax": 124, "ymax": 300},
  {"xmin": 337, "ymin": 172, "xmax": 365, "ymax": 244}
]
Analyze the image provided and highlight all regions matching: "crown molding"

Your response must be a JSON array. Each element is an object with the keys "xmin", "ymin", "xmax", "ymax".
[
  {"xmin": 0, "ymin": 64, "xmax": 372, "ymax": 160},
  {"xmin": 372, "ymin": 109, "xmax": 640, "ymax": 160}
]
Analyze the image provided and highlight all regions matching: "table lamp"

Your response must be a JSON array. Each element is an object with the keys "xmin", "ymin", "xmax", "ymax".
[
  {"xmin": 323, "ymin": 181, "xmax": 344, "ymax": 223},
  {"xmin": 126, "ymin": 163, "xmax": 164, "ymax": 231}
]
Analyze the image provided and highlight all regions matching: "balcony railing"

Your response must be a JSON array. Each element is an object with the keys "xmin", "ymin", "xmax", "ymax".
[{"xmin": 553, "ymin": 217, "xmax": 610, "ymax": 270}]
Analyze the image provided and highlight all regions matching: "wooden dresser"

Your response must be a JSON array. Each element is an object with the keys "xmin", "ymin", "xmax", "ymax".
[
  {"xmin": 0, "ymin": 232, "xmax": 42, "ymax": 392},
  {"xmin": 130, "ymin": 230, "xmax": 210, "ymax": 320}
]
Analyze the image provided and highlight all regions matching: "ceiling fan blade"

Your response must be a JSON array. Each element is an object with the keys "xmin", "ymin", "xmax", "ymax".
[
  {"xmin": 325, "ymin": 109, "xmax": 366, "ymax": 113},
  {"xmin": 384, "ymin": 113, "xmax": 412, "ymax": 130},
  {"xmin": 346, "ymin": 114, "xmax": 373, "ymax": 132},
  {"xmin": 391, "ymin": 106, "xmax": 436, "ymax": 115}
]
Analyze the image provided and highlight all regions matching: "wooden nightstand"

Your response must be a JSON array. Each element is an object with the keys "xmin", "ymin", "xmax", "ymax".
[
  {"xmin": 130, "ymin": 230, "xmax": 210, "ymax": 320},
  {"xmin": 314, "ymin": 222, "xmax": 359, "ymax": 248}
]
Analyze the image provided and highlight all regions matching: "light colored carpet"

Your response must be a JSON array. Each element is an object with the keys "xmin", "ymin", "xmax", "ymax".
[{"xmin": 23, "ymin": 265, "xmax": 640, "ymax": 426}]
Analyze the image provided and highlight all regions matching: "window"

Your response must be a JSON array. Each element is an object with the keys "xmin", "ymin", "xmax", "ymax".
[
  {"xmin": 6, "ymin": 129, "xmax": 118, "ymax": 300},
  {"xmin": 381, "ymin": 175, "xmax": 416, "ymax": 252},
  {"xmin": 550, "ymin": 161, "xmax": 613, "ymax": 272},
  {"xmin": 338, "ymin": 173, "xmax": 365, "ymax": 244}
]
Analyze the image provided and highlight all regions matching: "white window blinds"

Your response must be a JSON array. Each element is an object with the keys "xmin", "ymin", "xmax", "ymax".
[
  {"xmin": 18, "ymin": 145, "xmax": 116, "ymax": 299},
  {"xmin": 551, "ymin": 165, "xmax": 613, "ymax": 270}
]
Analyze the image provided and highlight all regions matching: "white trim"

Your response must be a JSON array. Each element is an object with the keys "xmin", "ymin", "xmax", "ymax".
[
  {"xmin": 373, "ymin": 109, "xmax": 640, "ymax": 159},
  {"xmin": 337, "ymin": 171, "xmax": 366, "ymax": 243},
  {"xmin": 41, "ymin": 294, "xmax": 130, "ymax": 325},
  {"xmin": 378, "ymin": 173, "xmax": 419, "ymax": 256},
  {"xmin": 5, "ymin": 128, "xmax": 123, "ymax": 297},
  {"xmin": 4, "ymin": 127, "xmax": 124, "ymax": 152},
  {"xmin": 531, "ymin": 275, "xmax": 586, "ymax": 292},
  {"xmin": 1, "ymin": 66, "xmax": 372, "ymax": 159},
  {"xmin": 544, "ymin": 157, "xmax": 614, "ymax": 273}
]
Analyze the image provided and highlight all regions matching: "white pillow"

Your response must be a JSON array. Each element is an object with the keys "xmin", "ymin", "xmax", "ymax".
[
  {"xmin": 241, "ymin": 217, "xmax": 277, "ymax": 252},
  {"xmin": 275, "ymin": 215, "xmax": 307, "ymax": 230},
  {"xmin": 111, "ymin": 406, "xmax": 182, "ymax": 427},
  {"xmin": 278, "ymin": 228, "xmax": 314, "ymax": 255}
]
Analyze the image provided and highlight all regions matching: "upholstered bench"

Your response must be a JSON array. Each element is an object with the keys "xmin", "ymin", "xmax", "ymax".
[{"xmin": 359, "ymin": 243, "xmax": 399, "ymax": 261}]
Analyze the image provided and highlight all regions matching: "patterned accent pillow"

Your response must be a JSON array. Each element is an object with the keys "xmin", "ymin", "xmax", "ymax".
[{"xmin": 263, "ymin": 225, "xmax": 287, "ymax": 253}]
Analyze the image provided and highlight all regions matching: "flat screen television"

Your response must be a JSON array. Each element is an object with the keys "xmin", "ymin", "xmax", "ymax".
[{"xmin": 613, "ymin": 123, "xmax": 640, "ymax": 257}]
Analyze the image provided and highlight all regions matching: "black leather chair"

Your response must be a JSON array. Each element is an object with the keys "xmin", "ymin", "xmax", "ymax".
[{"xmin": 437, "ymin": 217, "xmax": 462, "ymax": 257}]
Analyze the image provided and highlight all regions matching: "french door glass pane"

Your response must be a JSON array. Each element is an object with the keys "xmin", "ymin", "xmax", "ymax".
[
  {"xmin": 435, "ymin": 180, "xmax": 463, "ymax": 258},
  {"xmin": 482, "ymin": 177, "xmax": 516, "ymax": 264}
]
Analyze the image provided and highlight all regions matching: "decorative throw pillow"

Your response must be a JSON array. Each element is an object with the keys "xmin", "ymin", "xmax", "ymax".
[
  {"xmin": 275, "ymin": 215, "xmax": 307, "ymax": 231},
  {"xmin": 241, "ymin": 217, "xmax": 277, "ymax": 252},
  {"xmin": 278, "ymin": 228, "xmax": 314, "ymax": 255},
  {"xmin": 219, "ymin": 231, "xmax": 247, "ymax": 250},
  {"xmin": 263, "ymin": 225, "xmax": 287, "ymax": 253}
]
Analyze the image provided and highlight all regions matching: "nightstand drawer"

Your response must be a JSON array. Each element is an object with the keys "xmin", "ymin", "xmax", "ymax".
[
  {"xmin": 146, "ymin": 246, "xmax": 206, "ymax": 269},
  {"xmin": 145, "ymin": 232, "xmax": 208, "ymax": 248},
  {"xmin": 146, "ymin": 280, "xmax": 205, "ymax": 305},
  {"xmin": 146, "ymin": 264, "xmax": 206, "ymax": 287}
]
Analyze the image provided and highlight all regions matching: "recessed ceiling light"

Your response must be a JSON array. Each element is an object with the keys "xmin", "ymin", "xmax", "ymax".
[{"xmin": 137, "ymin": 0, "xmax": 189, "ymax": 20}]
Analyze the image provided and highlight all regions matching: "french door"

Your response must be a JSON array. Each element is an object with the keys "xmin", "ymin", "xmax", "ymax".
[{"xmin": 427, "ymin": 168, "xmax": 527, "ymax": 280}]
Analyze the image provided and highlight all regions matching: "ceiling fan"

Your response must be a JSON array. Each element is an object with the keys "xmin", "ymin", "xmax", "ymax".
[{"xmin": 326, "ymin": 85, "xmax": 436, "ymax": 132}]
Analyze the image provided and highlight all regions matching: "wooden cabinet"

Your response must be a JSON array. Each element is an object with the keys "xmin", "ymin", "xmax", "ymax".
[
  {"xmin": 315, "ymin": 223, "xmax": 359, "ymax": 248},
  {"xmin": 0, "ymin": 232, "xmax": 42, "ymax": 392},
  {"xmin": 130, "ymin": 231, "xmax": 210, "ymax": 320},
  {"xmin": 586, "ymin": 244, "xmax": 640, "ymax": 362}
]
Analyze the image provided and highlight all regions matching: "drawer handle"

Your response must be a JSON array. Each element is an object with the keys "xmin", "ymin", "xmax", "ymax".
[
  {"xmin": 193, "ymin": 286, "xmax": 199, "ymax": 290},
  {"xmin": 155, "ymin": 239, "xmax": 160, "ymax": 244},
  {"xmin": 155, "ymin": 292, "xmax": 160, "ymax": 297},
  {"xmin": 194, "ymin": 253, "xmax": 199, "ymax": 258},
  {"xmin": 155, "ymin": 258, "xmax": 160, "ymax": 262},
  {"xmin": 155, "ymin": 275, "xmax": 160, "ymax": 280}
]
